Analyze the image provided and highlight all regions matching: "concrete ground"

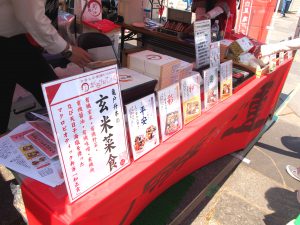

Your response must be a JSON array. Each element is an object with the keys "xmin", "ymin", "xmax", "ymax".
[{"xmin": 0, "ymin": 12, "xmax": 299, "ymax": 225}]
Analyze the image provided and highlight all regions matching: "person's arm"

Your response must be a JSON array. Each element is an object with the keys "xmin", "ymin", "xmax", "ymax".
[
  {"xmin": 11, "ymin": 0, "xmax": 91, "ymax": 67},
  {"xmin": 260, "ymin": 38, "xmax": 300, "ymax": 57}
]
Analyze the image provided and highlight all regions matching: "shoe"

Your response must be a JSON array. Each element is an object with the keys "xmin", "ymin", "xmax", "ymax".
[
  {"xmin": 281, "ymin": 14, "xmax": 286, "ymax": 17},
  {"xmin": 286, "ymin": 165, "xmax": 300, "ymax": 181}
]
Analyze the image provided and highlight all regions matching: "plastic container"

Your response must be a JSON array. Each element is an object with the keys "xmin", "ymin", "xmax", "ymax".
[{"xmin": 211, "ymin": 20, "xmax": 220, "ymax": 42}]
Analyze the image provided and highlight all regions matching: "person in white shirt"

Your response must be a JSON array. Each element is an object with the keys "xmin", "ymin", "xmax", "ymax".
[
  {"xmin": 256, "ymin": 38, "xmax": 300, "ymax": 57},
  {"xmin": 0, "ymin": 0, "xmax": 92, "ymax": 134}
]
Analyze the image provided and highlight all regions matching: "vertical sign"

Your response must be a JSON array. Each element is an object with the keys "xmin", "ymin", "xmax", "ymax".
[
  {"xmin": 42, "ymin": 65, "xmax": 130, "ymax": 202},
  {"xmin": 203, "ymin": 67, "xmax": 219, "ymax": 110},
  {"xmin": 220, "ymin": 60, "xmax": 233, "ymax": 101},
  {"xmin": 158, "ymin": 83, "xmax": 183, "ymax": 142},
  {"xmin": 126, "ymin": 94, "xmax": 160, "ymax": 160},
  {"xmin": 210, "ymin": 41, "xmax": 221, "ymax": 71},
  {"xmin": 237, "ymin": 0, "xmax": 253, "ymax": 35},
  {"xmin": 181, "ymin": 74, "xmax": 201, "ymax": 125},
  {"xmin": 194, "ymin": 20, "xmax": 211, "ymax": 69}
]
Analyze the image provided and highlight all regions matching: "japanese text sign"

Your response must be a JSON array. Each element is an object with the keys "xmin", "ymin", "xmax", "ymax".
[
  {"xmin": 157, "ymin": 83, "xmax": 183, "ymax": 142},
  {"xmin": 42, "ymin": 65, "xmax": 130, "ymax": 202},
  {"xmin": 126, "ymin": 94, "xmax": 159, "ymax": 160}
]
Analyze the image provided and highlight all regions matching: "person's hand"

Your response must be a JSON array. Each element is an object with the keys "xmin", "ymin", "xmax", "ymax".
[
  {"xmin": 253, "ymin": 45, "xmax": 262, "ymax": 59},
  {"xmin": 195, "ymin": 7, "xmax": 209, "ymax": 21},
  {"xmin": 69, "ymin": 45, "xmax": 92, "ymax": 68}
]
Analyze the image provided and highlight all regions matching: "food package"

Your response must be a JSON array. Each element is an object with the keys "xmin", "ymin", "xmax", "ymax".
[
  {"xmin": 229, "ymin": 37, "xmax": 254, "ymax": 56},
  {"xmin": 127, "ymin": 50, "xmax": 180, "ymax": 90}
]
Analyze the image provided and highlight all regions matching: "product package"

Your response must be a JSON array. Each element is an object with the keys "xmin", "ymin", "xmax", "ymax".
[{"xmin": 127, "ymin": 50, "xmax": 180, "ymax": 90}]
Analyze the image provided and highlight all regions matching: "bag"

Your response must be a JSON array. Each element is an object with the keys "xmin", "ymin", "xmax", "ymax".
[{"xmin": 74, "ymin": 0, "xmax": 102, "ymax": 22}]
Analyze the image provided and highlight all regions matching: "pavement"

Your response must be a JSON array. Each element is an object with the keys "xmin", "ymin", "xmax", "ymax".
[{"xmin": 0, "ymin": 12, "xmax": 300, "ymax": 225}]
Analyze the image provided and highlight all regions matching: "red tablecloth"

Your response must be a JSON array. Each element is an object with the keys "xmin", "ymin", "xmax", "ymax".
[{"xmin": 21, "ymin": 60, "xmax": 292, "ymax": 225}]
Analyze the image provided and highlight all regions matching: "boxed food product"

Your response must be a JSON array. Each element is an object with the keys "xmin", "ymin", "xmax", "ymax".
[
  {"xmin": 118, "ymin": 68, "xmax": 157, "ymax": 104},
  {"xmin": 127, "ymin": 50, "xmax": 180, "ymax": 90},
  {"xmin": 220, "ymin": 39, "xmax": 233, "ymax": 59},
  {"xmin": 229, "ymin": 37, "xmax": 254, "ymax": 56}
]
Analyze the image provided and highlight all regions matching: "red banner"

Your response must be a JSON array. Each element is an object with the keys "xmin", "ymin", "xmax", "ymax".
[{"xmin": 22, "ymin": 60, "xmax": 293, "ymax": 225}]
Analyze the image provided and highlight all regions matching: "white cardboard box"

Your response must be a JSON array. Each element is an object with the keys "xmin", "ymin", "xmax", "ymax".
[{"xmin": 127, "ymin": 50, "xmax": 180, "ymax": 90}]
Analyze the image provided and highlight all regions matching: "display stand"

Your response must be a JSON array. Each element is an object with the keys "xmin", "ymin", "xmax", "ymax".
[{"xmin": 21, "ymin": 59, "xmax": 293, "ymax": 225}]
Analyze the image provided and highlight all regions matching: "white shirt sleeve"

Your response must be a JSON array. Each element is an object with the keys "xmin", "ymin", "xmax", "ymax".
[
  {"xmin": 11, "ymin": 0, "xmax": 67, "ymax": 54},
  {"xmin": 260, "ymin": 38, "xmax": 300, "ymax": 57}
]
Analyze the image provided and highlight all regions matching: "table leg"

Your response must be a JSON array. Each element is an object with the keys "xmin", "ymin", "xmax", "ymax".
[{"xmin": 120, "ymin": 27, "xmax": 125, "ymax": 66}]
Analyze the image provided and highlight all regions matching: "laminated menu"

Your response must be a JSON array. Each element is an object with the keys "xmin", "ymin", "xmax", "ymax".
[
  {"xmin": 157, "ymin": 83, "xmax": 183, "ymax": 141},
  {"xmin": 220, "ymin": 60, "xmax": 233, "ymax": 101},
  {"xmin": 181, "ymin": 73, "xmax": 201, "ymax": 125},
  {"xmin": 203, "ymin": 67, "xmax": 219, "ymax": 110},
  {"xmin": 210, "ymin": 41, "xmax": 221, "ymax": 71},
  {"xmin": 194, "ymin": 19, "xmax": 211, "ymax": 69},
  {"xmin": 127, "ymin": 50, "xmax": 180, "ymax": 90},
  {"xmin": 42, "ymin": 65, "xmax": 130, "ymax": 202},
  {"xmin": 126, "ymin": 94, "xmax": 159, "ymax": 160},
  {"xmin": 269, "ymin": 54, "xmax": 276, "ymax": 73}
]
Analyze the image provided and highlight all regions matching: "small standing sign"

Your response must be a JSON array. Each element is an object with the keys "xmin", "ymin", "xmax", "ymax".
[
  {"xmin": 157, "ymin": 83, "xmax": 183, "ymax": 142},
  {"xmin": 203, "ymin": 67, "xmax": 219, "ymax": 110},
  {"xmin": 126, "ymin": 94, "xmax": 160, "ymax": 160},
  {"xmin": 194, "ymin": 20, "xmax": 211, "ymax": 69},
  {"xmin": 220, "ymin": 60, "xmax": 233, "ymax": 101},
  {"xmin": 42, "ymin": 65, "xmax": 130, "ymax": 202},
  {"xmin": 181, "ymin": 74, "xmax": 201, "ymax": 125}
]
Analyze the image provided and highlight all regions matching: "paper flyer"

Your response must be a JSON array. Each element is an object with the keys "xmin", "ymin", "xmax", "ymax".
[
  {"xmin": 269, "ymin": 54, "xmax": 276, "ymax": 73},
  {"xmin": 287, "ymin": 50, "xmax": 293, "ymax": 59},
  {"xmin": 25, "ymin": 131, "xmax": 58, "ymax": 159},
  {"xmin": 194, "ymin": 20, "xmax": 211, "ymax": 69},
  {"xmin": 220, "ymin": 60, "xmax": 233, "ymax": 101},
  {"xmin": 0, "ymin": 123, "xmax": 64, "ymax": 187},
  {"xmin": 42, "ymin": 65, "xmax": 130, "ymax": 202},
  {"xmin": 180, "ymin": 74, "xmax": 201, "ymax": 125},
  {"xmin": 126, "ymin": 94, "xmax": 159, "ymax": 160},
  {"xmin": 279, "ymin": 52, "xmax": 285, "ymax": 65},
  {"xmin": 27, "ymin": 121, "xmax": 55, "ymax": 143},
  {"xmin": 157, "ymin": 83, "xmax": 183, "ymax": 142},
  {"xmin": 203, "ymin": 67, "xmax": 219, "ymax": 110},
  {"xmin": 210, "ymin": 41, "xmax": 220, "ymax": 71}
]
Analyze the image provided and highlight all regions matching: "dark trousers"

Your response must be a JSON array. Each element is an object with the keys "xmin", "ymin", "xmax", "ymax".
[
  {"xmin": 281, "ymin": 0, "xmax": 292, "ymax": 16},
  {"xmin": 0, "ymin": 34, "xmax": 58, "ymax": 134}
]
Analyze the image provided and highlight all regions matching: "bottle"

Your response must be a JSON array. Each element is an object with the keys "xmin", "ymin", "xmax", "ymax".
[{"xmin": 211, "ymin": 20, "xmax": 220, "ymax": 42}]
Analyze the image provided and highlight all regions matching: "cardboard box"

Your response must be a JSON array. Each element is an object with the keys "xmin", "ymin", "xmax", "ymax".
[
  {"xmin": 229, "ymin": 37, "xmax": 254, "ymax": 56},
  {"xmin": 127, "ymin": 50, "xmax": 180, "ymax": 90},
  {"xmin": 118, "ymin": 68, "xmax": 157, "ymax": 104}
]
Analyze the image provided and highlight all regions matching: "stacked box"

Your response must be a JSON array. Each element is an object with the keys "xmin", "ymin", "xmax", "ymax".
[
  {"xmin": 229, "ymin": 37, "xmax": 254, "ymax": 56},
  {"xmin": 127, "ymin": 50, "xmax": 180, "ymax": 90}
]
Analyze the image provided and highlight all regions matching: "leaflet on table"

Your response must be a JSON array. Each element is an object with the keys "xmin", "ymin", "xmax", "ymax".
[
  {"xmin": 126, "ymin": 94, "xmax": 159, "ymax": 160},
  {"xmin": 181, "ymin": 73, "xmax": 201, "ymax": 125},
  {"xmin": 269, "ymin": 54, "xmax": 276, "ymax": 73},
  {"xmin": 27, "ymin": 121, "xmax": 55, "ymax": 143},
  {"xmin": 203, "ymin": 67, "xmax": 219, "ymax": 110},
  {"xmin": 279, "ymin": 52, "xmax": 284, "ymax": 65},
  {"xmin": 42, "ymin": 65, "xmax": 130, "ymax": 203},
  {"xmin": 287, "ymin": 50, "xmax": 293, "ymax": 59},
  {"xmin": 157, "ymin": 83, "xmax": 183, "ymax": 142},
  {"xmin": 194, "ymin": 20, "xmax": 211, "ymax": 69},
  {"xmin": 24, "ymin": 131, "xmax": 58, "ymax": 159},
  {"xmin": 220, "ymin": 60, "xmax": 233, "ymax": 101},
  {"xmin": 0, "ymin": 123, "xmax": 64, "ymax": 187},
  {"xmin": 210, "ymin": 41, "xmax": 220, "ymax": 71}
]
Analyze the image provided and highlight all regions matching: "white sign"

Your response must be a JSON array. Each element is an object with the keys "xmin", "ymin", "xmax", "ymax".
[
  {"xmin": 126, "ymin": 94, "xmax": 159, "ymax": 160},
  {"xmin": 181, "ymin": 74, "xmax": 201, "ymax": 125},
  {"xmin": 203, "ymin": 67, "xmax": 219, "ymax": 110},
  {"xmin": 157, "ymin": 83, "xmax": 183, "ymax": 142},
  {"xmin": 269, "ymin": 54, "xmax": 277, "ymax": 73},
  {"xmin": 279, "ymin": 52, "xmax": 285, "ymax": 65},
  {"xmin": 42, "ymin": 65, "xmax": 130, "ymax": 202},
  {"xmin": 210, "ymin": 41, "xmax": 220, "ymax": 70},
  {"xmin": 194, "ymin": 20, "xmax": 211, "ymax": 69},
  {"xmin": 220, "ymin": 60, "xmax": 233, "ymax": 101}
]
